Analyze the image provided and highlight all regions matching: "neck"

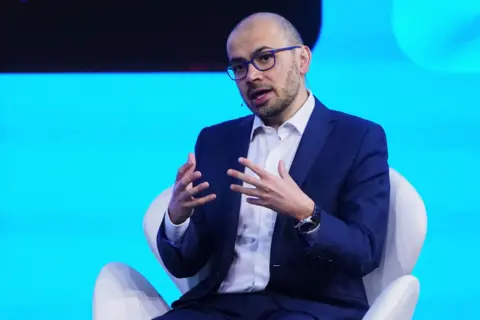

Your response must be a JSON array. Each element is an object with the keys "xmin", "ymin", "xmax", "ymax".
[{"xmin": 264, "ymin": 88, "xmax": 309, "ymax": 129}]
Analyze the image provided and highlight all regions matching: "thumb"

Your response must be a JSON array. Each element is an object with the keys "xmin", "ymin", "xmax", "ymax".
[{"xmin": 278, "ymin": 160, "xmax": 289, "ymax": 179}]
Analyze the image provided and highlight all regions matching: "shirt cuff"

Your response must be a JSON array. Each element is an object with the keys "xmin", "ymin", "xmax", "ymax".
[{"xmin": 163, "ymin": 210, "xmax": 190, "ymax": 244}]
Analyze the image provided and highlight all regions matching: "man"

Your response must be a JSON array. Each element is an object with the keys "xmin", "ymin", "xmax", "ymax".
[{"xmin": 155, "ymin": 12, "xmax": 390, "ymax": 320}]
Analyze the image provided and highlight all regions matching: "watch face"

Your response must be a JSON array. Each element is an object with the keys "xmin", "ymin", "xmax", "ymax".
[{"xmin": 298, "ymin": 221, "xmax": 316, "ymax": 233}]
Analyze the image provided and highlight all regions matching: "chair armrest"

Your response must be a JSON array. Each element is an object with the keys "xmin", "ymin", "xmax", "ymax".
[
  {"xmin": 93, "ymin": 262, "xmax": 170, "ymax": 320},
  {"xmin": 363, "ymin": 275, "xmax": 420, "ymax": 320}
]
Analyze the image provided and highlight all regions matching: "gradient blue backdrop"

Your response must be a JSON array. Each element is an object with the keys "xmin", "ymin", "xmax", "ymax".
[{"xmin": 1, "ymin": 0, "xmax": 479, "ymax": 318}]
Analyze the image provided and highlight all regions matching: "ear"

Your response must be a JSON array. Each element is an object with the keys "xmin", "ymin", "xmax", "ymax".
[{"xmin": 299, "ymin": 46, "xmax": 312, "ymax": 75}]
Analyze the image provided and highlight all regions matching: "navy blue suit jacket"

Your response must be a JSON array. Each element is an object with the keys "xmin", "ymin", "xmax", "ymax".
[{"xmin": 157, "ymin": 97, "xmax": 390, "ymax": 319}]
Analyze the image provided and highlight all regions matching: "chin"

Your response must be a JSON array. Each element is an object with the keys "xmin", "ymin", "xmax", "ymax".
[{"xmin": 259, "ymin": 105, "xmax": 284, "ymax": 119}]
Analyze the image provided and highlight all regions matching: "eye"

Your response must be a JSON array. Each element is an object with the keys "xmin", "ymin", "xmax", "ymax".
[
  {"xmin": 231, "ymin": 64, "xmax": 245, "ymax": 73},
  {"xmin": 258, "ymin": 52, "xmax": 273, "ymax": 62}
]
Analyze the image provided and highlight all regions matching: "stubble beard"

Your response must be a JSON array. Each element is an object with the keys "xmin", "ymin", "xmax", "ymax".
[{"xmin": 256, "ymin": 62, "xmax": 301, "ymax": 122}]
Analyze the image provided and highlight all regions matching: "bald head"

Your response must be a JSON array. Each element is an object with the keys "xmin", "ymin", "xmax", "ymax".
[
  {"xmin": 228, "ymin": 12, "xmax": 303, "ymax": 48},
  {"xmin": 225, "ymin": 12, "xmax": 312, "ymax": 128}
]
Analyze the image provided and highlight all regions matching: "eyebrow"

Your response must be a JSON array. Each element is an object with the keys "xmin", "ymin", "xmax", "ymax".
[{"xmin": 229, "ymin": 46, "xmax": 274, "ymax": 64}]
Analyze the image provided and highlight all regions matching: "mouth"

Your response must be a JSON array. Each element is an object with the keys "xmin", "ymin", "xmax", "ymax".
[{"xmin": 248, "ymin": 89, "xmax": 273, "ymax": 106}]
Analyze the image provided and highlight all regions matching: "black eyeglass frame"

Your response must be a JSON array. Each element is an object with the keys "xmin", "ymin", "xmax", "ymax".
[{"xmin": 226, "ymin": 45, "xmax": 302, "ymax": 81}]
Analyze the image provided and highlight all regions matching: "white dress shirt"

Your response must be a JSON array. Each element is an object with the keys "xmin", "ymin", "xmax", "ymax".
[{"xmin": 164, "ymin": 92, "xmax": 315, "ymax": 293}]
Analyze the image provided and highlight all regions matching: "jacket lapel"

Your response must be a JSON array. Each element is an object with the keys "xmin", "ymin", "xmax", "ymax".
[
  {"xmin": 271, "ymin": 98, "xmax": 336, "ymax": 259},
  {"xmin": 288, "ymin": 98, "xmax": 335, "ymax": 188}
]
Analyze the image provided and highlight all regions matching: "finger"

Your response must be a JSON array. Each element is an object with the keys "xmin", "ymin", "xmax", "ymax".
[
  {"xmin": 183, "ymin": 193, "xmax": 216, "ymax": 208},
  {"xmin": 175, "ymin": 154, "xmax": 196, "ymax": 181},
  {"xmin": 238, "ymin": 157, "xmax": 267, "ymax": 178},
  {"xmin": 227, "ymin": 169, "xmax": 265, "ymax": 189},
  {"xmin": 177, "ymin": 170, "xmax": 201, "ymax": 190},
  {"xmin": 179, "ymin": 181, "xmax": 210, "ymax": 201},
  {"xmin": 277, "ymin": 160, "xmax": 289, "ymax": 179},
  {"xmin": 176, "ymin": 162, "xmax": 193, "ymax": 181},
  {"xmin": 188, "ymin": 152, "xmax": 196, "ymax": 167},
  {"xmin": 230, "ymin": 184, "xmax": 263, "ymax": 198},
  {"xmin": 246, "ymin": 197, "xmax": 268, "ymax": 207}
]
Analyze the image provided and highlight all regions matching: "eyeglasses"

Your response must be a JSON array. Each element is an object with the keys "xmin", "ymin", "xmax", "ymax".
[{"xmin": 226, "ymin": 45, "xmax": 301, "ymax": 81}]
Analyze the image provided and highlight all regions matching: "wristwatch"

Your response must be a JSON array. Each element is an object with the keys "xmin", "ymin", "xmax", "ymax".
[{"xmin": 295, "ymin": 203, "xmax": 322, "ymax": 234}]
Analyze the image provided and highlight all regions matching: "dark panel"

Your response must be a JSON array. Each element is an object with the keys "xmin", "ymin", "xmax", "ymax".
[{"xmin": 0, "ymin": 0, "xmax": 322, "ymax": 73}]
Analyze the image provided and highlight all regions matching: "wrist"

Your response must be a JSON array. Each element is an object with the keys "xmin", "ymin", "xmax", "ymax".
[
  {"xmin": 296, "ymin": 198, "xmax": 315, "ymax": 220},
  {"xmin": 168, "ymin": 209, "xmax": 189, "ymax": 225},
  {"xmin": 295, "ymin": 202, "xmax": 322, "ymax": 234}
]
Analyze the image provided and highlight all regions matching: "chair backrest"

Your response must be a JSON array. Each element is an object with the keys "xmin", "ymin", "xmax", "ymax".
[
  {"xmin": 362, "ymin": 168, "xmax": 427, "ymax": 304},
  {"xmin": 143, "ymin": 168, "xmax": 427, "ymax": 300},
  {"xmin": 143, "ymin": 186, "xmax": 203, "ymax": 294}
]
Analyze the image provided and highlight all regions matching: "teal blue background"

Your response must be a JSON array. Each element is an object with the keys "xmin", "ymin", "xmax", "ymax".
[{"xmin": 1, "ymin": 0, "xmax": 479, "ymax": 318}]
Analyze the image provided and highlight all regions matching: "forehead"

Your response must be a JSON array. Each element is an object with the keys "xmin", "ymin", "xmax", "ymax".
[{"xmin": 227, "ymin": 20, "xmax": 286, "ymax": 60}]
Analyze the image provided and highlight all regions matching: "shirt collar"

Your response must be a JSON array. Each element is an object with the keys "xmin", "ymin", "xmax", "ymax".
[{"xmin": 250, "ymin": 91, "xmax": 315, "ymax": 141}]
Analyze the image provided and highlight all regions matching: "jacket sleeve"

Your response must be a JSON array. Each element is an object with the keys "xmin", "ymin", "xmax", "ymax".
[
  {"xmin": 156, "ymin": 127, "xmax": 215, "ymax": 278},
  {"xmin": 301, "ymin": 124, "xmax": 390, "ymax": 277}
]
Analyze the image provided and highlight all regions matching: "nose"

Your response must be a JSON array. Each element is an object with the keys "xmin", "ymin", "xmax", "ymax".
[{"xmin": 245, "ymin": 63, "xmax": 263, "ymax": 83}]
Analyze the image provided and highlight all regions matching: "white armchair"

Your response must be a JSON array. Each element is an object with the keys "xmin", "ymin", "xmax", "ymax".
[{"xmin": 93, "ymin": 168, "xmax": 427, "ymax": 320}]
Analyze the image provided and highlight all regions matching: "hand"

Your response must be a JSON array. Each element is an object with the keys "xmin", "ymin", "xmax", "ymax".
[
  {"xmin": 167, "ymin": 153, "xmax": 216, "ymax": 224},
  {"xmin": 227, "ymin": 157, "xmax": 314, "ymax": 220}
]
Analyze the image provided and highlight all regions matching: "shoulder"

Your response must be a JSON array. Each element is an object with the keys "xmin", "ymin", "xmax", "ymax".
[
  {"xmin": 313, "ymin": 96, "xmax": 385, "ymax": 138},
  {"xmin": 322, "ymin": 107, "xmax": 389, "ymax": 179},
  {"xmin": 309, "ymin": 100, "xmax": 389, "ymax": 157},
  {"xmin": 325, "ymin": 107, "xmax": 387, "ymax": 150},
  {"xmin": 198, "ymin": 115, "xmax": 253, "ymax": 139},
  {"xmin": 331, "ymin": 109, "xmax": 385, "ymax": 135}
]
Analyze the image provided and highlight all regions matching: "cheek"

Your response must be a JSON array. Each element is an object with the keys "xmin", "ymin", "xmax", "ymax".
[{"xmin": 265, "ymin": 64, "xmax": 285, "ymax": 87}]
